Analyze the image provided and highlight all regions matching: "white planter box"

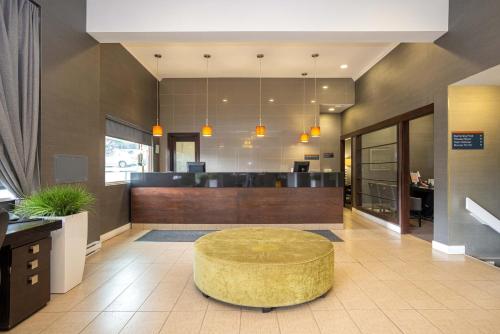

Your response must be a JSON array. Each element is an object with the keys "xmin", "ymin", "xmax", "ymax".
[{"xmin": 48, "ymin": 211, "xmax": 88, "ymax": 293}]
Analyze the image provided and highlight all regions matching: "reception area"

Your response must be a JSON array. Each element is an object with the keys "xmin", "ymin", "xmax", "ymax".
[{"xmin": 1, "ymin": 0, "xmax": 500, "ymax": 333}]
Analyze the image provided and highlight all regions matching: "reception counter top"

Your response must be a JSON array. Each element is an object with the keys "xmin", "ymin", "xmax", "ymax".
[
  {"xmin": 130, "ymin": 172, "xmax": 342, "ymax": 188},
  {"xmin": 130, "ymin": 172, "xmax": 344, "ymax": 228}
]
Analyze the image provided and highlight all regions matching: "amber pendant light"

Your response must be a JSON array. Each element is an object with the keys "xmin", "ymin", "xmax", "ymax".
[
  {"xmin": 255, "ymin": 54, "xmax": 266, "ymax": 137},
  {"xmin": 300, "ymin": 72, "xmax": 310, "ymax": 143},
  {"xmin": 152, "ymin": 54, "xmax": 163, "ymax": 137},
  {"xmin": 201, "ymin": 54, "xmax": 213, "ymax": 137},
  {"xmin": 310, "ymin": 53, "xmax": 321, "ymax": 138}
]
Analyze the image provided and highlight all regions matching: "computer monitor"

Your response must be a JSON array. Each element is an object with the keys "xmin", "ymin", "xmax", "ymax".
[
  {"xmin": 293, "ymin": 161, "xmax": 310, "ymax": 173},
  {"xmin": 187, "ymin": 162, "xmax": 206, "ymax": 173}
]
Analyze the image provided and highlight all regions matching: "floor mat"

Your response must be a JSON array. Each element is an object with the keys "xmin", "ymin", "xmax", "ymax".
[{"xmin": 136, "ymin": 229, "xmax": 343, "ymax": 242}]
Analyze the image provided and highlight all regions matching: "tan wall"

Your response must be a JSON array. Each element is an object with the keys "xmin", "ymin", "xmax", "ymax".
[
  {"xmin": 448, "ymin": 86, "xmax": 500, "ymax": 258},
  {"xmin": 160, "ymin": 78, "xmax": 353, "ymax": 172}
]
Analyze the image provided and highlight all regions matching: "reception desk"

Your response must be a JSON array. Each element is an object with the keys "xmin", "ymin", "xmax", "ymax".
[{"xmin": 130, "ymin": 172, "xmax": 343, "ymax": 229}]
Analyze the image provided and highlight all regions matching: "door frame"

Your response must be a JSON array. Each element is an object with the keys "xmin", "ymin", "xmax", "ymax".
[
  {"xmin": 340, "ymin": 138, "xmax": 353, "ymax": 208},
  {"xmin": 167, "ymin": 132, "xmax": 200, "ymax": 171},
  {"xmin": 341, "ymin": 104, "xmax": 434, "ymax": 233}
]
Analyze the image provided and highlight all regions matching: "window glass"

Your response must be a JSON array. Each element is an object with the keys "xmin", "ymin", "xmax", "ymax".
[
  {"xmin": 105, "ymin": 136, "xmax": 152, "ymax": 183},
  {"xmin": 358, "ymin": 125, "xmax": 399, "ymax": 223},
  {"xmin": 0, "ymin": 182, "xmax": 16, "ymax": 201}
]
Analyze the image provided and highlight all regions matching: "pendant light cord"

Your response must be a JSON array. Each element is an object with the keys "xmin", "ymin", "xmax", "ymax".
[
  {"xmin": 155, "ymin": 55, "xmax": 160, "ymax": 126},
  {"xmin": 302, "ymin": 73, "xmax": 307, "ymax": 132},
  {"xmin": 206, "ymin": 56, "xmax": 209, "ymax": 125},
  {"xmin": 313, "ymin": 54, "xmax": 318, "ymax": 127},
  {"xmin": 259, "ymin": 56, "xmax": 262, "ymax": 126}
]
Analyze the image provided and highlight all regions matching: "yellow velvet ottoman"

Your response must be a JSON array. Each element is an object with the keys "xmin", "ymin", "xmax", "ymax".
[{"xmin": 194, "ymin": 228, "xmax": 334, "ymax": 310}]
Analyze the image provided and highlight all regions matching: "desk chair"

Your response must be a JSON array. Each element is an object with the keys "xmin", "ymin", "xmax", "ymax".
[{"xmin": 410, "ymin": 197, "xmax": 423, "ymax": 227}]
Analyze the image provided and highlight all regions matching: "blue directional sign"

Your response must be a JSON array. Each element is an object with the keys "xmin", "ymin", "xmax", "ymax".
[{"xmin": 452, "ymin": 131, "xmax": 484, "ymax": 150}]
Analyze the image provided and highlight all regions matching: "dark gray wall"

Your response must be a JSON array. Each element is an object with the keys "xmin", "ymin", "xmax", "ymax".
[
  {"xmin": 40, "ymin": 0, "xmax": 157, "ymax": 242},
  {"xmin": 160, "ymin": 78, "xmax": 353, "ymax": 172},
  {"xmin": 409, "ymin": 114, "xmax": 434, "ymax": 181},
  {"xmin": 342, "ymin": 0, "xmax": 500, "ymax": 253},
  {"xmin": 99, "ymin": 44, "xmax": 158, "ymax": 235},
  {"xmin": 40, "ymin": 0, "xmax": 101, "ymax": 242}
]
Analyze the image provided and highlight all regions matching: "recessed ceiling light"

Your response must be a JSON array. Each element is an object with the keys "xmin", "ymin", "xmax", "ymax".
[
  {"xmin": 322, "ymin": 85, "xmax": 329, "ymax": 90},
  {"xmin": 328, "ymin": 107, "xmax": 335, "ymax": 112},
  {"xmin": 222, "ymin": 98, "xmax": 228, "ymax": 103},
  {"xmin": 340, "ymin": 64, "xmax": 348, "ymax": 69},
  {"xmin": 268, "ymin": 98, "xmax": 274, "ymax": 103},
  {"xmin": 310, "ymin": 99, "xmax": 316, "ymax": 104}
]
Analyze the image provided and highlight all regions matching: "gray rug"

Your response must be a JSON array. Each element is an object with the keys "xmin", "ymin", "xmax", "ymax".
[{"xmin": 136, "ymin": 229, "xmax": 343, "ymax": 242}]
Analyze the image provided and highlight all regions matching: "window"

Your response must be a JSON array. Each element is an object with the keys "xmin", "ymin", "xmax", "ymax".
[
  {"xmin": 105, "ymin": 137, "xmax": 152, "ymax": 183},
  {"xmin": 105, "ymin": 117, "xmax": 153, "ymax": 184},
  {"xmin": 0, "ymin": 182, "xmax": 16, "ymax": 201}
]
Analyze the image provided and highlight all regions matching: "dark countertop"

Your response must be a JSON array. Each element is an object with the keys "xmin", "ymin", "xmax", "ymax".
[
  {"xmin": 3, "ymin": 219, "xmax": 62, "ymax": 248},
  {"xmin": 130, "ymin": 172, "xmax": 343, "ymax": 188}
]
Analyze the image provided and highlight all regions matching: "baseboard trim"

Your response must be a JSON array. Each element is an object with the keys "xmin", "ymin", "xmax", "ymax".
[
  {"xmin": 132, "ymin": 223, "xmax": 344, "ymax": 231},
  {"xmin": 352, "ymin": 208, "xmax": 401, "ymax": 234},
  {"xmin": 100, "ymin": 223, "xmax": 131, "ymax": 242},
  {"xmin": 432, "ymin": 240, "xmax": 465, "ymax": 255},
  {"xmin": 86, "ymin": 240, "xmax": 101, "ymax": 256}
]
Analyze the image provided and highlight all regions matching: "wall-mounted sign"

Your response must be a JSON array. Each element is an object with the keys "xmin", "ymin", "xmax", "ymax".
[
  {"xmin": 323, "ymin": 152, "xmax": 334, "ymax": 158},
  {"xmin": 304, "ymin": 154, "xmax": 320, "ymax": 161},
  {"xmin": 452, "ymin": 131, "xmax": 484, "ymax": 150}
]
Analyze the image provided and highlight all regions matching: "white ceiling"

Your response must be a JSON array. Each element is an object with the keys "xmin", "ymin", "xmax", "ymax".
[
  {"xmin": 123, "ymin": 42, "xmax": 398, "ymax": 80},
  {"xmin": 452, "ymin": 65, "xmax": 500, "ymax": 86}
]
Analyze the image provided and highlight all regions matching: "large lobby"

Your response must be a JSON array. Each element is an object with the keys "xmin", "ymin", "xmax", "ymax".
[{"xmin": 0, "ymin": 0, "xmax": 499, "ymax": 333}]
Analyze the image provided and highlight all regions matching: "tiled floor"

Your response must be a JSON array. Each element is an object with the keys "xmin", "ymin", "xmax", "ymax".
[{"xmin": 8, "ymin": 210, "xmax": 500, "ymax": 334}]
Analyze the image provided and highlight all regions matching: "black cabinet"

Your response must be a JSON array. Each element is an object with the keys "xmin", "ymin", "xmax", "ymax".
[{"xmin": 0, "ymin": 220, "xmax": 61, "ymax": 330}]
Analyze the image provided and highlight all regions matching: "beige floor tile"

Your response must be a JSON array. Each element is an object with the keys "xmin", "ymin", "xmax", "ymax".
[
  {"xmin": 200, "ymin": 310, "xmax": 241, "ymax": 334},
  {"xmin": 41, "ymin": 312, "xmax": 98, "ymax": 334},
  {"xmin": 139, "ymin": 280, "xmax": 187, "ymax": 311},
  {"xmin": 419, "ymin": 309, "xmax": 482, "ymax": 334},
  {"xmin": 452, "ymin": 309, "xmax": 500, "ymax": 334},
  {"xmin": 383, "ymin": 310, "xmax": 441, "ymax": 334},
  {"xmin": 309, "ymin": 291, "xmax": 344, "ymax": 311},
  {"xmin": 312, "ymin": 309, "xmax": 360, "ymax": 333},
  {"xmin": 80, "ymin": 311, "xmax": 134, "ymax": 334},
  {"xmin": 159, "ymin": 311, "xmax": 205, "ymax": 334},
  {"xmin": 383, "ymin": 280, "xmax": 445, "ymax": 310},
  {"xmin": 173, "ymin": 281, "xmax": 210, "ymax": 311},
  {"xmin": 8, "ymin": 313, "xmax": 62, "ymax": 334},
  {"xmin": 120, "ymin": 311, "xmax": 169, "ymax": 334},
  {"xmin": 240, "ymin": 310, "xmax": 280, "ymax": 334},
  {"xmin": 277, "ymin": 306, "xmax": 321, "ymax": 334},
  {"xmin": 348, "ymin": 309, "xmax": 402, "ymax": 334},
  {"xmin": 106, "ymin": 281, "xmax": 158, "ymax": 311},
  {"xmin": 207, "ymin": 298, "xmax": 241, "ymax": 311}
]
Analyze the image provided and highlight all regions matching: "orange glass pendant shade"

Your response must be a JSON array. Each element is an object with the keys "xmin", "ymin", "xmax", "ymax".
[
  {"xmin": 300, "ymin": 132, "xmax": 309, "ymax": 143},
  {"xmin": 310, "ymin": 126, "xmax": 321, "ymax": 138},
  {"xmin": 202, "ymin": 124, "xmax": 213, "ymax": 137},
  {"xmin": 256, "ymin": 124, "xmax": 266, "ymax": 137},
  {"xmin": 152, "ymin": 125, "xmax": 163, "ymax": 137}
]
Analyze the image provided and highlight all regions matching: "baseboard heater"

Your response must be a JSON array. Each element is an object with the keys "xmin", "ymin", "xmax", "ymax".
[{"xmin": 86, "ymin": 241, "xmax": 101, "ymax": 256}]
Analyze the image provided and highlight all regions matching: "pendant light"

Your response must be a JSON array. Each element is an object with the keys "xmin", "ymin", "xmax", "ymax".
[
  {"xmin": 255, "ymin": 54, "xmax": 266, "ymax": 137},
  {"xmin": 201, "ymin": 54, "xmax": 213, "ymax": 137},
  {"xmin": 300, "ymin": 72, "xmax": 310, "ymax": 143},
  {"xmin": 310, "ymin": 53, "xmax": 321, "ymax": 138},
  {"xmin": 152, "ymin": 54, "xmax": 163, "ymax": 137}
]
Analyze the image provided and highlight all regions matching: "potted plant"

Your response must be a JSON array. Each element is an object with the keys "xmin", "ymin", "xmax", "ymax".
[{"xmin": 14, "ymin": 184, "xmax": 94, "ymax": 293}]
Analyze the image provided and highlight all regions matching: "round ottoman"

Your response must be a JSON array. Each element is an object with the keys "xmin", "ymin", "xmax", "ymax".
[{"xmin": 193, "ymin": 228, "xmax": 334, "ymax": 310}]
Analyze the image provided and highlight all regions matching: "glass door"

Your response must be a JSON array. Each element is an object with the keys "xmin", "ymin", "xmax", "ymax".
[{"xmin": 357, "ymin": 126, "xmax": 399, "ymax": 224}]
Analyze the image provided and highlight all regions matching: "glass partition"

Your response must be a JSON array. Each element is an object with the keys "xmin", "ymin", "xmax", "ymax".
[{"xmin": 358, "ymin": 126, "xmax": 399, "ymax": 222}]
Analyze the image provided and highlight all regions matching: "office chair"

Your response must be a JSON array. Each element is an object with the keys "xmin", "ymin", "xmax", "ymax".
[{"xmin": 410, "ymin": 197, "xmax": 423, "ymax": 227}]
